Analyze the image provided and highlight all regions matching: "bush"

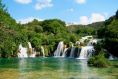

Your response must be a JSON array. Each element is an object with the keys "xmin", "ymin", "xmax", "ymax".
[
  {"xmin": 88, "ymin": 50, "xmax": 110, "ymax": 67},
  {"xmin": 35, "ymin": 26, "xmax": 43, "ymax": 33}
]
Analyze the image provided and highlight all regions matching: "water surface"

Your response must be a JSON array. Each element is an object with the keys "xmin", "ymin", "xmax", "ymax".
[{"xmin": 0, "ymin": 57, "xmax": 117, "ymax": 79}]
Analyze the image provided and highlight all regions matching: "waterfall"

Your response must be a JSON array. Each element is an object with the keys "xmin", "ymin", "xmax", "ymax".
[
  {"xmin": 78, "ymin": 47, "xmax": 88, "ymax": 59},
  {"xmin": 78, "ymin": 46, "xmax": 94, "ymax": 59},
  {"xmin": 29, "ymin": 53, "xmax": 36, "ymax": 57},
  {"xmin": 87, "ymin": 39, "xmax": 97, "ymax": 46},
  {"xmin": 62, "ymin": 48, "xmax": 68, "ymax": 57},
  {"xmin": 28, "ymin": 42, "xmax": 32, "ymax": 48},
  {"xmin": 109, "ymin": 55, "xmax": 114, "ymax": 60},
  {"xmin": 18, "ymin": 42, "xmax": 36, "ymax": 58},
  {"xmin": 28, "ymin": 42, "xmax": 36, "ymax": 57},
  {"xmin": 77, "ymin": 38, "xmax": 97, "ymax": 59},
  {"xmin": 18, "ymin": 44, "xmax": 28, "ymax": 58},
  {"xmin": 54, "ymin": 41, "xmax": 64, "ymax": 57},
  {"xmin": 109, "ymin": 54, "xmax": 118, "ymax": 60},
  {"xmin": 28, "ymin": 42, "xmax": 32, "ymax": 57},
  {"xmin": 41, "ymin": 46, "xmax": 45, "ymax": 57},
  {"xmin": 29, "ymin": 48, "xmax": 36, "ymax": 57},
  {"xmin": 69, "ymin": 47, "xmax": 75, "ymax": 58},
  {"xmin": 80, "ymin": 36, "xmax": 93, "ymax": 43},
  {"xmin": 69, "ymin": 43, "xmax": 75, "ymax": 58}
]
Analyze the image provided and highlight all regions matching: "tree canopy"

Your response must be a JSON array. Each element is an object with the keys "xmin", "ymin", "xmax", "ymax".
[
  {"xmin": 97, "ymin": 10, "xmax": 118, "ymax": 57},
  {"xmin": 0, "ymin": 0, "xmax": 118, "ymax": 58}
]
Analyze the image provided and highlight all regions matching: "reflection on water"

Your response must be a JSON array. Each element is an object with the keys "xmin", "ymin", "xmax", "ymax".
[
  {"xmin": 80, "ymin": 60, "xmax": 89, "ymax": 78},
  {"xmin": 0, "ymin": 58, "xmax": 117, "ymax": 79},
  {"xmin": 19, "ymin": 58, "xmax": 27, "ymax": 79},
  {"xmin": 79, "ymin": 60, "xmax": 99, "ymax": 79}
]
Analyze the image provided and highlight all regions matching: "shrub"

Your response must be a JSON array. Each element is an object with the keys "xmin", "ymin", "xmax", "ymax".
[{"xmin": 88, "ymin": 49, "xmax": 110, "ymax": 67}]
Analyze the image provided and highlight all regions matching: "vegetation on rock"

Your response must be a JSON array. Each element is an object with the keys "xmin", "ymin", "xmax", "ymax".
[{"xmin": 88, "ymin": 43, "xmax": 110, "ymax": 67}]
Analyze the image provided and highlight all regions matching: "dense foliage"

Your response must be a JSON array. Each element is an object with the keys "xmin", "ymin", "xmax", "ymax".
[
  {"xmin": 88, "ymin": 10, "xmax": 118, "ymax": 67},
  {"xmin": 67, "ymin": 21, "xmax": 104, "ymax": 36},
  {"xmin": 0, "ymin": 0, "xmax": 86, "ymax": 57},
  {"xmin": 88, "ymin": 51, "xmax": 110, "ymax": 67},
  {"xmin": 97, "ymin": 10, "xmax": 118, "ymax": 57},
  {"xmin": 88, "ymin": 43, "xmax": 110, "ymax": 67},
  {"xmin": 0, "ymin": 0, "xmax": 118, "ymax": 58}
]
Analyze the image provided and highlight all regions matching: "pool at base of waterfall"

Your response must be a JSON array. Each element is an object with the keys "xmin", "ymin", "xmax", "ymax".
[{"xmin": 0, "ymin": 57, "xmax": 117, "ymax": 79}]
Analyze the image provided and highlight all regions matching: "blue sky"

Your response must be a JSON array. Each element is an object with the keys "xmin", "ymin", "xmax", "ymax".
[{"xmin": 2, "ymin": 0, "xmax": 118, "ymax": 24}]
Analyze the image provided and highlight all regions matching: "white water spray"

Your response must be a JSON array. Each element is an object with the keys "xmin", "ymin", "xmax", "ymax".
[
  {"xmin": 78, "ymin": 46, "xmax": 94, "ymax": 59},
  {"xmin": 54, "ymin": 41, "xmax": 64, "ymax": 57},
  {"xmin": 18, "ymin": 44, "xmax": 28, "ymax": 58},
  {"xmin": 41, "ymin": 46, "xmax": 45, "ymax": 57},
  {"xmin": 62, "ymin": 48, "xmax": 68, "ymax": 57}
]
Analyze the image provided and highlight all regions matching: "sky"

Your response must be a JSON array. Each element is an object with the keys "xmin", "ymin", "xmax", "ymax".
[{"xmin": 2, "ymin": 0, "xmax": 118, "ymax": 25}]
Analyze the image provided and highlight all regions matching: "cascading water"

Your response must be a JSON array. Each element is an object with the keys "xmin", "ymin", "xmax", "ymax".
[
  {"xmin": 41, "ymin": 46, "xmax": 45, "ymax": 57},
  {"xmin": 29, "ymin": 48, "xmax": 36, "ymax": 57},
  {"xmin": 18, "ymin": 42, "xmax": 36, "ymax": 58},
  {"xmin": 53, "ymin": 36, "xmax": 98, "ymax": 59},
  {"xmin": 69, "ymin": 43, "xmax": 75, "ymax": 58},
  {"xmin": 80, "ymin": 36, "xmax": 93, "ymax": 43},
  {"xmin": 77, "ymin": 37, "xmax": 96, "ymax": 59},
  {"xmin": 87, "ymin": 39, "xmax": 97, "ymax": 46},
  {"xmin": 28, "ymin": 42, "xmax": 32, "ymax": 48},
  {"xmin": 78, "ymin": 46, "xmax": 94, "ymax": 59},
  {"xmin": 69, "ymin": 47, "xmax": 75, "ymax": 58},
  {"xmin": 18, "ymin": 36, "xmax": 99, "ymax": 59},
  {"xmin": 18, "ymin": 42, "xmax": 47, "ymax": 58},
  {"xmin": 62, "ymin": 48, "xmax": 68, "ymax": 57},
  {"xmin": 75, "ymin": 37, "xmax": 97, "ymax": 59},
  {"xmin": 109, "ymin": 54, "xmax": 114, "ymax": 60},
  {"xmin": 18, "ymin": 44, "xmax": 28, "ymax": 58},
  {"xmin": 54, "ymin": 41, "xmax": 64, "ymax": 57},
  {"xmin": 28, "ymin": 42, "xmax": 36, "ymax": 57},
  {"xmin": 109, "ymin": 54, "xmax": 118, "ymax": 60}
]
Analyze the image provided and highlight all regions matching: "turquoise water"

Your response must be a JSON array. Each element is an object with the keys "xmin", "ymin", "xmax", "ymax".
[{"xmin": 0, "ymin": 57, "xmax": 117, "ymax": 79}]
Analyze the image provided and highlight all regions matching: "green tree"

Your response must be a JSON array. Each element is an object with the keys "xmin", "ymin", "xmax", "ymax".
[
  {"xmin": 35, "ymin": 25, "xmax": 43, "ymax": 33},
  {"xmin": 42, "ymin": 19, "xmax": 66, "ymax": 34},
  {"xmin": 104, "ymin": 19, "xmax": 118, "ymax": 57},
  {"xmin": 97, "ymin": 10, "xmax": 118, "ymax": 57}
]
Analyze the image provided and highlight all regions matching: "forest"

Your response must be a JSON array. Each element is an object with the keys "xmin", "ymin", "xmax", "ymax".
[{"xmin": 0, "ymin": 0, "xmax": 118, "ymax": 59}]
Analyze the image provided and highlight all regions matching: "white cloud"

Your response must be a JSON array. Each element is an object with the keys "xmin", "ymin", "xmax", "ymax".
[
  {"xmin": 79, "ymin": 13, "xmax": 105, "ymax": 25},
  {"xmin": 75, "ymin": 0, "xmax": 86, "ymax": 4},
  {"xmin": 67, "ymin": 8, "xmax": 74, "ymax": 12},
  {"xmin": 17, "ymin": 17, "xmax": 43, "ymax": 24},
  {"xmin": 15, "ymin": 0, "xmax": 32, "ymax": 4},
  {"xmin": 90, "ymin": 13, "xmax": 105, "ymax": 23},
  {"xmin": 35, "ymin": 0, "xmax": 53, "ymax": 10},
  {"xmin": 79, "ymin": 16, "xmax": 89, "ymax": 25}
]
